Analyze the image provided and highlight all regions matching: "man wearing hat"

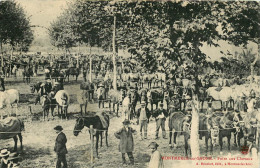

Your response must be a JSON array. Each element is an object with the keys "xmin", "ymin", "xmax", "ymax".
[
  {"xmin": 148, "ymin": 142, "xmax": 164, "ymax": 168},
  {"xmin": 54, "ymin": 125, "xmax": 68, "ymax": 168},
  {"xmin": 114, "ymin": 120, "xmax": 136, "ymax": 165},
  {"xmin": 153, "ymin": 102, "xmax": 168, "ymax": 139},
  {"xmin": 7, "ymin": 152, "xmax": 20, "ymax": 168},
  {"xmin": 0, "ymin": 149, "xmax": 10, "ymax": 168},
  {"xmin": 136, "ymin": 101, "xmax": 151, "ymax": 139}
]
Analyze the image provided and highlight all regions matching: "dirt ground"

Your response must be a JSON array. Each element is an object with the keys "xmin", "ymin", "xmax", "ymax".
[{"xmin": 1, "ymin": 74, "xmax": 258, "ymax": 168}]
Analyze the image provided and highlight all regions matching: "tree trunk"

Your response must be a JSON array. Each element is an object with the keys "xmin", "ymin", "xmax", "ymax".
[
  {"xmin": 89, "ymin": 46, "xmax": 92, "ymax": 83},
  {"xmin": 10, "ymin": 45, "xmax": 14, "ymax": 75},
  {"xmin": 77, "ymin": 42, "xmax": 80, "ymax": 68},
  {"xmin": 112, "ymin": 15, "xmax": 117, "ymax": 90},
  {"xmin": 0, "ymin": 41, "xmax": 3, "ymax": 69},
  {"xmin": 190, "ymin": 98, "xmax": 200, "ymax": 158},
  {"xmin": 250, "ymin": 50, "xmax": 259, "ymax": 84},
  {"xmin": 190, "ymin": 43, "xmax": 200, "ymax": 160}
]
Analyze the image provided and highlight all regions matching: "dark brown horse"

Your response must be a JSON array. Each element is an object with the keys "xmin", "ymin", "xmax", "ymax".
[
  {"xmin": 73, "ymin": 113, "xmax": 109, "ymax": 157},
  {"xmin": 65, "ymin": 67, "xmax": 80, "ymax": 82},
  {"xmin": 0, "ymin": 117, "xmax": 24, "ymax": 151}
]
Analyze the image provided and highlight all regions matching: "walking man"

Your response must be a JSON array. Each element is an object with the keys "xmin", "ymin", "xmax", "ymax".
[
  {"xmin": 114, "ymin": 120, "xmax": 136, "ymax": 165},
  {"xmin": 54, "ymin": 125, "xmax": 68, "ymax": 168},
  {"xmin": 136, "ymin": 102, "xmax": 150, "ymax": 139},
  {"xmin": 153, "ymin": 103, "xmax": 168, "ymax": 139}
]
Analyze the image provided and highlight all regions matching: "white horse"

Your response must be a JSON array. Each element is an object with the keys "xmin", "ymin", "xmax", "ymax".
[
  {"xmin": 55, "ymin": 90, "xmax": 70, "ymax": 119},
  {"xmin": 0, "ymin": 89, "xmax": 19, "ymax": 117},
  {"xmin": 122, "ymin": 96, "xmax": 131, "ymax": 120},
  {"xmin": 207, "ymin": 87, "xmax": 234, "ymax": 111}
]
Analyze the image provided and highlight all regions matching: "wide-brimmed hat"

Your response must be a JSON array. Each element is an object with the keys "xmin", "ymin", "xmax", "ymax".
[
  {"xmin": 122, "ymin": 120, "xmax": 130, "ymax": 125},
  {"xmin": 54, "ymin": 125, "xmax": 63, "ymax": 131},
  {"xmin": 8, "ymin": 152, "xmax": 20, "ymax": 161},
  {"xmin": 46, "ymin": 79, "xmax": 51, "ymax": 83},
  {"xmin": 0, "ymin": 149, "xmax": 10, "ymax": 157},
  {"xmin": 148, "ymin": 142, "xmax": 159, "ymax": 148}
]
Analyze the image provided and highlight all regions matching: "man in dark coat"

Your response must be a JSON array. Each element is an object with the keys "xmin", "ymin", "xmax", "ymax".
[
  {"xmin": 153, "ymin": 103, "xmax": 168, "ymax": 139},
  {"xmin": 114, "ymin": 120, "xmax": 136, "ymax": 165},
  {"xmin": 54, "ymin": 125, "xmax": 68, "ymax": 168}
]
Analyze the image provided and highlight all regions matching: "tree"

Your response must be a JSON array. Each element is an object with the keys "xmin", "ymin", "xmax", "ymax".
[{"xmin": 0, "ymin": 0, "xmax": 34, "ymax": 67}]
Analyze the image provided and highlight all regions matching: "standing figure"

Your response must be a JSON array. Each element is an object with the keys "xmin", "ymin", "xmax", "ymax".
[
  {"xmin": 148, "ymin": 142, "xmax": 164, "ymax": 168},
  {"xmin": 0, "ymin": 149, "xmax": 10, "ymax": 168},
  {"xmin": 54, "ymin": 125, "xmax": 68, "ymax": 168},
  {"xmin": 114, "ymin": 120, "xmax": 136, "ymax": 165},
  {"xmin": 153, "ymin": 103, "xmax": 168, "ymax": 139},
  {"xmin": 136, "ymin": 102, "xmax": 150, "ymax": 139}
]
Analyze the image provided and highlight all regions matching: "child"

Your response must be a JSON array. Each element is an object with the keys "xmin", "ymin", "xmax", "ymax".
[
  {"xmin": 148, "ymin": 142, "xmax": 164, "ymax": 168},
  {"xmin": 114, "ymin": 120, "xmax": 136, "ymax": 165},
  {"xmin": 0, "ymin": 149, "xmax": 10, "ymax": 168}
]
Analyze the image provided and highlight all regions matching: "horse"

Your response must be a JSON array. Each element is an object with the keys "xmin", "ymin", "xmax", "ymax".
[
  {"xmin": 147, "ymin": 89, "xmax": 164, "ymax": 114},
  {"xmin": 0, "ymin": 89, "xmax": 19, "ymax": 110},
  {"xmin": 198, "ymin": 113, "xmax": 215, "ymax": 155},
  {"xmin": 65, "ymin": 67, "xmax": 80, "ymax": 82},
  {"xmin": 217, "ymin": 112, "xmax": 234, "ymax": 152},
  {"xmin": 77, "ymin": 90, "xmax": 89, "ymax": 114},
  {"xmin": 23, "ymin": 66, "xmax": 33, "ymax": 84},
  {"xmin": 207, "ymin": 87, "xmax": 234, "ymax": 111},
  {"xmin": 96, "ymin": 86, "xmax": 106, "ymax": 109},
  {"xmin": 224, "ymin": 111, "xmax": 245, "ymax": 148},
  {"xmin": 168, "ymin": 111, "xmax": 191, "ymax": 156},
  {"xmin": 40, "ymin": 95, "xmax": 51, "ymax": 120},
  {"xmin": 240, "ymin": 110, "xmax": 260, "ymax": 148},
  {"xmin": 73, "ymin": 113, "xmax": 109, "ymax": 158},
  {"xmin": 108, "ymin": 89, "xmax": 123, "ymax": 116},
  {"xmin": 54, "ymin": 90, "xmax": 70, "ymax": 119},
  {"xmin": 0, "ymin": 117, "xmax": 24, "ymax": 151}
]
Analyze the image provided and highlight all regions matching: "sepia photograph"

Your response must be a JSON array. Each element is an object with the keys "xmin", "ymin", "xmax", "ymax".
[{"xmin": 0, "ymin": 0, "xmax": 259, "ymax": 167}]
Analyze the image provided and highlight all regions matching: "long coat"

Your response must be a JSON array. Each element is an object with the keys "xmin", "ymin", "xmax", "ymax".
[
  {"xmin": 54, "ymin": 132, "xmax": 68, "ymax": 155},
  {"xmin": 114, "ymin": 127, "xmax": 135, "ymax": 153}
]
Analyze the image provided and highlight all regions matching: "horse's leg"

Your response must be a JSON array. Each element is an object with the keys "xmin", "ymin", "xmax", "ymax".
[
  {"xmin": 234, "ymin": 132, "xmax": 237, "ymax": 147},
  {"xmin": 210, "ymin": 136, "xmax": 213, "ymax": 156},
  {"xmin": 100, "ymin": 131, "xmax": 103, "ymax": 147},
  {"xmin": 80, "ymin": 104, "xmax": 83, "ymax": 115},
  {"xmin": 96, "ymin": 133, "xmax": 99, "ymax": 158},
  {"xmin": 169, "ymin": 129, "xmax": 172, "ymax": 147},
  {"xmin": 173, "ymin": 132, "xmax": 177, "ymax": 145},
  {"xmin": 85, "ymin": 101, "xmax": 88, "ymax": 114},
  {"xmin": 227, "ymin": 134, "xmax": 231, "ymax": 151},
  {"xmin": 205, "ymin": 135, "xmax": 208, "ymax": 154},
  {"xmin": 219, "ymin": 135, "xmax": 223, "ymax": 154},
  {"xmin": 116, "ymin": 103, "xmax": 119, "ymax": 117},
  {"xmin": 18, "ymin": 133, "xmax": 23, "ymax": 151},
  {"xmin": 105, "ymin": 130, "xmax": 108, "ymax": 147},
  {"xmin": 13, "ymin": 135, "xmax": 18, "ymax": 151},
  {"xmin": 184, "ymin": 135, "xmax": 188, "ymax": 157}
]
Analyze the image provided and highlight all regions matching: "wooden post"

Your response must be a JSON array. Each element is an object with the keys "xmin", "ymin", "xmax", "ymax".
[{"xmin": 90, "ymin": 125, "xmax": 94, "ymax": 165}]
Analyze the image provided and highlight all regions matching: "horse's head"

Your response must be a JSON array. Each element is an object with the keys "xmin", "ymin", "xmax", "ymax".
[
  {"xmin": 73, "ymin": 117, "xmax": 85, "ymax": 136},
  {"xmin": 41, "ymin": 95, "xmax": 49, "ymax": 107}
]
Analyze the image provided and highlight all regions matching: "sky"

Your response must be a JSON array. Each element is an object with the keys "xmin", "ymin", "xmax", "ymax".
[
  {"xmin": 16, "ymin": 0, "xmax": 258, "ymax": 61},
  {"xmin": 18, "ymin": 0, "xmax": 69, "ymax": 38}
]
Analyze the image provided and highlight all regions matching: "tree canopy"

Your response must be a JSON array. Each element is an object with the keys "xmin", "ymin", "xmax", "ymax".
[
  {"xmin": 49, "ymin": 0, "xmax": 259, "ymax": 77},
  {"xmin": 0, "ymin": 0, "xmax": 34, "ymax": 52}
]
